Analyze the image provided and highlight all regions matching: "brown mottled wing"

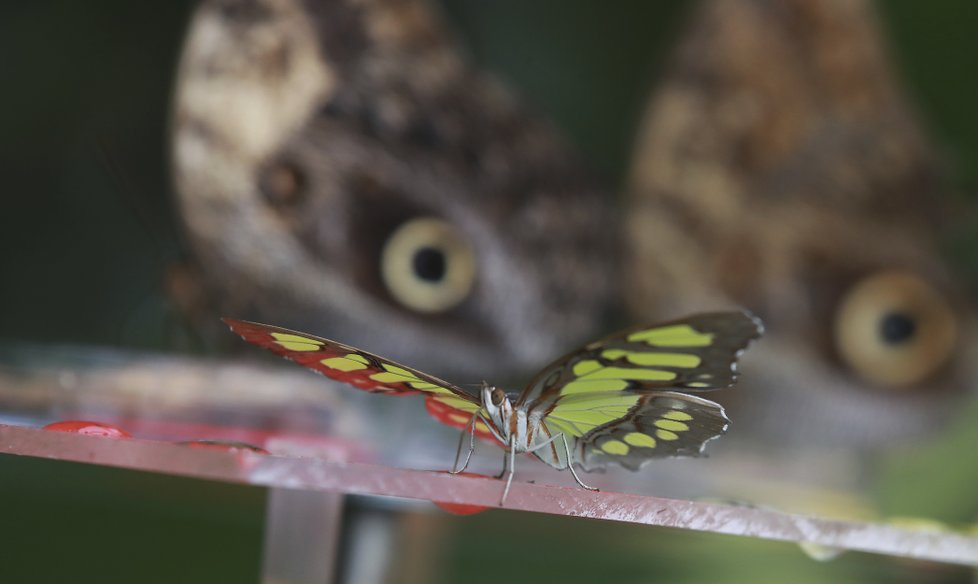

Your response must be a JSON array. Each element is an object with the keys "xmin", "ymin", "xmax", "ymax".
[
  {"xmin": 223, "ymin": 319, "xmax": 485, "ymax": 424},
  {"xmin": 518, "ymin": 311, "xmax": 764, "ymax": 414}
]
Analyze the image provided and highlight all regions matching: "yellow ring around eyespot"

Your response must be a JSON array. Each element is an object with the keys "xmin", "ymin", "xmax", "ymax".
[
  {"xmin": 834, "ymin": 270, "xmax": 957, "ymax": 389},
  {"xmin": 380, "ymin": 217, "xmax": 477, "ymax": 314}
]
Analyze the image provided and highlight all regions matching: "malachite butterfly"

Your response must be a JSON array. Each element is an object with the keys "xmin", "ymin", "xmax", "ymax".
[{"xmin": 224, "ymin": 310, "xmax": 763, "ymax": 504}]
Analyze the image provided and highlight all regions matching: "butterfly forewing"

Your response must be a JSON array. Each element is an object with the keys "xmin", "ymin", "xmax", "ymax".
[
  {"xmin": 519, "ymin": 311, "xmax": 763, "ymax": 412},
  {"xmin": 223, "ymin": 319, "xmax": 484, "ymax": 422}
]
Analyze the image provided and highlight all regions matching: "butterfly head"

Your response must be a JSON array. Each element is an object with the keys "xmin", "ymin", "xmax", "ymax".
[{"xmin": 481, "ymin": 382, "xmax": 513, "ymax": 436}]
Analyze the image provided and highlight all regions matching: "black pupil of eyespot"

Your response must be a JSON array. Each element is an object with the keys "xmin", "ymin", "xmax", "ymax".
[
  {"xmin": 412, "ymin": 246, "xmax": 447, "ymax": 282},
  {"xmin": 880, "ymin": 312, "xmax": 916, "ymax": 344}
]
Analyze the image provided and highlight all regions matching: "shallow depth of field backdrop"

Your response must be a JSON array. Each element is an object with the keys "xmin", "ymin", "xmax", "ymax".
[{"xmin": 2, "ymin": 1, "xmax": 978, "ymax": 583}]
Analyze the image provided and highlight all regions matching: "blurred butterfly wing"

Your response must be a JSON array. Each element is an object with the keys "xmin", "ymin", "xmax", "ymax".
[
  {"xmin": 518, "ymin": 311, "xmax": 763, "ymax": 413},
  {"xmin": 223, "ymin": 319, "xmax": 484, "ymax": 424}
]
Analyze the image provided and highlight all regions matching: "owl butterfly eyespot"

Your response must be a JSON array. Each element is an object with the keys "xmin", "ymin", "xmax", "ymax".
[
  {"xmin": 170, "ymin": 0, "xmax": 615, "ymax": 380},
  {"xmin": 380, "ymin": 217, "xmax": 476, "ymax": 314},
  {"xmin": 834, "ymin": 271, "xmax": 957, "ymax": 389}
]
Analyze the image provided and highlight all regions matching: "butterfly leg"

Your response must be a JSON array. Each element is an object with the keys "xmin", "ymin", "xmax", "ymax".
[
  {"xmin": 494, "ymin": 438, "xmax": 509, "ymax": 479},
  {"xmin": 500, "ymin": 434, "xmax": 517, "ymax": 506},
  {"xmin": 494, "ymin": 455, "xmax": 507, "ymax": 480},
  {"xmin": 561, "ymin": 434, "xmax": 598, "ymax": 492},
  {"xmin": 450, "ymin": 413, "xmax": 478, "ymax": 474},
  {"xmin": 522, "ymin": 433, "xmax": 598, "ymax": 493}
]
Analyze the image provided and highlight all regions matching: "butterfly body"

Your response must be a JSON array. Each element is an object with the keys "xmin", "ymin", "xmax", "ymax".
[
  {"xmin": 478, "ymin": 385, "xmax": 570, "ymax": 469},
  {"xmin": 224, "ymin": 311, "xmax": 762, "ymax": 503}
]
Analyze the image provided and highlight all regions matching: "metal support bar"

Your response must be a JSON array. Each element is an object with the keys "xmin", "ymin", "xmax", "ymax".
[
  {"xmin": 262, "ymin": 488, "xmax": 344, "ymax": 584},
  {"xmin": 2, "ymin": 424, "xmax": 976, "ymax": 567}
]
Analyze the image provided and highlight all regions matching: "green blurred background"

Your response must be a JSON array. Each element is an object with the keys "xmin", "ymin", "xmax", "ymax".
[{"xmin": 2, "ymin": 1, "xmax": 977, "ymax": 582}]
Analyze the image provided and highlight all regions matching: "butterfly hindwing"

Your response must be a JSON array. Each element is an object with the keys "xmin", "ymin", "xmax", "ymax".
[
  {"xmin": 568, "ymin": 391, "xmax": 729, "ymax": 471},
  {"xmin": 519, "ymin": 311, "xmax": 763, "ymax": 411},
  {"xmin": 223, "ymin": 319, "xmax": 483, "ymax": 422}
]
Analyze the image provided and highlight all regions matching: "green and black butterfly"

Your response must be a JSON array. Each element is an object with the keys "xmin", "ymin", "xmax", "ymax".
[{"xmin": 225, "ymin": 311, "xmax": 762, "ymax": 504}]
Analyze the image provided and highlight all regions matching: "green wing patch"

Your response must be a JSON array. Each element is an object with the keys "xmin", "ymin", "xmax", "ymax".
[
  {"xmin": 543, "ymin": 393, "xmax": 644, "ymax": 439},
  {"xmin": 572, "ymin": 391, "xmax": 730, "ymax": 471}
]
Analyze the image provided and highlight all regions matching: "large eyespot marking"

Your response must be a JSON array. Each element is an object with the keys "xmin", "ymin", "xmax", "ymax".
[
  {"xmin": 380, "ymin": 217, "xmax": 476, "ymax": 313},
  {"xmin": 834, "ymin": 271, "xmax": 957, "ymax": 388}
]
